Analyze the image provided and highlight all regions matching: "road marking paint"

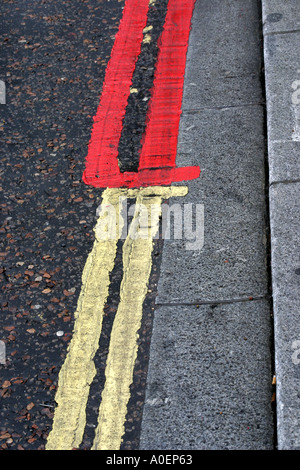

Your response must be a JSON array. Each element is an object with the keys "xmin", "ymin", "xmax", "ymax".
[
  {"xmin": 143, "ymin": 33, "xmax": 152, "ymax": 44},
  {"xmin": 82, "ymin": 0, "xmax": 150, "ymax": 188},
  {"xmin": 46, "ymin": 186, "xmax": 187, "ymax": 450},
  {"xmin": 46, "ymin": 0, "xmax": 201, "ymax": 451},
  {"xmin": 92, "ymin": 185, "xmax": 187, "ymax": 450},
  {"xmin": 83, "ymin": 0, "xmax": 199, "ymax": 188},
  {"xmin": 46, "ymin": 189, "xmax": 125, "ymax": 450},
  {"xmin": 143, "ymin": 25, "xmax": 153, "ymax": 33}
]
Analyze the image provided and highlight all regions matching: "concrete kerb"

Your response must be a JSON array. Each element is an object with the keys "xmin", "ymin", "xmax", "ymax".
[{"xmin": 262, "ymin": 0, "xmax": 300, "ymax": 450}]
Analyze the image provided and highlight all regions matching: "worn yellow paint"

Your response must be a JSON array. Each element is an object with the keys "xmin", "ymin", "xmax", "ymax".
[
  {"xmin": 126, "ymin": 185, "xmax": 187, "ymax": 200},
  {"xmin": 45, "ymin": 188, "xmax": 124, "ymax": 451},
  {"xmin": 92, "ymin": 186, "xmax": 187, "ymax": 450},
  {"xmin": 46, "ymin": 186, "xmax": 187, "ymax": 451},
  {"xmin": 143, "ymin": 33, "xmax": 152, "ymax": 44},
  {"xmin": 92, "ymin": 193, "xmax": 160, "ymax": 450},
  {"xmin": 143, "ymin": 25, "xmax": 153, "ymax": 34}
]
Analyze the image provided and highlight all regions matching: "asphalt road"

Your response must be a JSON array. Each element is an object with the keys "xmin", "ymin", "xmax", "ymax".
[{"xmin": 0, "ymin": 0, "xmax": 160, "ymax": 450}]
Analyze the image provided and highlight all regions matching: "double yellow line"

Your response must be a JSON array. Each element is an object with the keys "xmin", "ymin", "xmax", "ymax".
[{"xmin": 46, "ymin": 185, "xmax": 187, "ymax": 450}]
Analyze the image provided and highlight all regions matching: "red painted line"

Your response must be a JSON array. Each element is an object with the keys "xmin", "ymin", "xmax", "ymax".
[{"xmin": 83, "ymin": 0, "xmax": 200, "ymax": 189}]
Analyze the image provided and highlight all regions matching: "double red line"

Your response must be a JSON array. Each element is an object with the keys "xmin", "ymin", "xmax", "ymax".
[{"xmin": 83, "ymin": 0, "xmax": 200, "ymax": 189}]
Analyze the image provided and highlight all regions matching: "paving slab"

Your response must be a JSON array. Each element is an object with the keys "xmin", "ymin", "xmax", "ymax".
[
  {"xmin": 140, "ymin": 301, "xmax": 274, "ymax": 450},
  {"xmin": 262, "ymin": 0, "xmax": 300, "ymax": 35},
  {"xmin": 183, "ymin": 0, "xmax": 263, "ymax": 109},
  {"xmin": 156, "ymin": 105, "xmax": 268, "ymax": 304}
]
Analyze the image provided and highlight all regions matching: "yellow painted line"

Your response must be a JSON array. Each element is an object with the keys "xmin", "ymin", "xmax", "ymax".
[
  {"xmin": 45, "ymin": 188, "xmax": 124, "ymax": 450},
  {"xmin": 91, "ymin": 192, "xmax": 160, "ymax": 450},
  {"xmin": 46, "ymin": 186, "xmax": 187, "ymax": 451}
]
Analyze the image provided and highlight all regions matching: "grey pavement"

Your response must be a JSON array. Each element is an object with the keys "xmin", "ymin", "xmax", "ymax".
[
  {"xmin": 140, "ymin": 0, "xmax": 300, "ymax": 450},
  {"xmin": 140, "ymin": 0, "xmax": 274, "ymax": 450},
  {"xmin": 262, "ymin": 0, "xmax": 300, "ymax": 450}
]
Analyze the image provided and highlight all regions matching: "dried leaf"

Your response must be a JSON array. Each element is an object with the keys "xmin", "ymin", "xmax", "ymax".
[
  {"xmin": 26, "ymin": 328, "xmax": 36, "ymax": 334},
  {"xmin": 2, "ymin": 381, "xmax": 11, "ymax": 389}
]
